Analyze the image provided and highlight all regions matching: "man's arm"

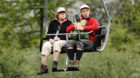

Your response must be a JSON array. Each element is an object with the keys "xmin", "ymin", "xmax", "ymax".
[
  {"xmin": 66, "ymin": 24, "xmax": 75, "ymax": 33},
  {"xmin": 83, "ymin": 18, "xmax": 99, "ymax": 31}
]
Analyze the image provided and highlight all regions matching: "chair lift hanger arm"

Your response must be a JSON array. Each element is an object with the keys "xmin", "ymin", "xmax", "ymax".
[
  {"xmin": 45, "ymin": 0, "xmax": 48, "ymax": 35},
  {"xmin": 96, "ymin": 0, "xmax": 111, "ymax": 52}
]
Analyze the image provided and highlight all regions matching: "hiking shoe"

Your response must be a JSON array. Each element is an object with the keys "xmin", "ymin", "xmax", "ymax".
[
  {"xmin": 73, "ymin": 60, "xmax": 79, "ymax": 69},
  {"xmin": 52, "ymin": 61, "xmax": 58, "ymax": 71},
  {"xmin": 37, "ymin": 64, "xmax": 48, "ymax": 75},
  {"xmin": 67, "ymin": 60, "xmax": 74, "ymax": 70},
  {"xmin": 68, "ymin": 60, "xmax": 74, "ymax": 67}
]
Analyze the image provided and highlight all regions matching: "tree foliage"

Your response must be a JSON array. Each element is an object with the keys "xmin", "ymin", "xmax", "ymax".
[
  {"xmin": 0, "ymin": 0, "xmax": 140, "ymax": 78},
  {"xmin": 0, "ymin": 0, "xmax": 76, "ymax": 48},
  {"xmin": 82, "ymin": 0, "xmax": 140, "ymax": 50}
]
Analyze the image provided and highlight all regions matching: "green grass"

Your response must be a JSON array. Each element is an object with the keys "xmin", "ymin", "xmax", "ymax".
[{"xmin": 0, "ymin": 40, "xmax": 140, "ymax": 78}]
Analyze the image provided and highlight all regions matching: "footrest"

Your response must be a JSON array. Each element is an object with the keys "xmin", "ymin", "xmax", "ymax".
[
  {"xmin": 52, "ymin": 67, "xmax": 79, "ymax": 72},
  {"xmin": 52, "ymin": 69, "xmax": 65, "ymax": 72},
  {"xmin": 67, "ymin": 67, "xmax": 79, "ymax": 71}
]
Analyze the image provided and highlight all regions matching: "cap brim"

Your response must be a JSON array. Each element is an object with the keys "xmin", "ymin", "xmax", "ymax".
[
  {"xmin": 56, "ymin": 11, "xmax": 66, "ymax": 17},
  {"xmin": 80, "ymin": 7, "xmax": 89, "ymax": 10}
]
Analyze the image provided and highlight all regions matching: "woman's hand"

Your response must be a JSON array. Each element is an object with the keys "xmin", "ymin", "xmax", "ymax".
[
  {"xmin": 54, "ymin": 36, "xmax": 60, "ymax": 41},
  {"xmin": 49, "ymin": 39, "xmax": 54, "ymax": 44}
]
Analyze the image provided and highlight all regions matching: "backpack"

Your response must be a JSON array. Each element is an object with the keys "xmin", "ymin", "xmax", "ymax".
[{"xmin": 68, "ymin": 20, "xmax": 89, "ymax": 39}]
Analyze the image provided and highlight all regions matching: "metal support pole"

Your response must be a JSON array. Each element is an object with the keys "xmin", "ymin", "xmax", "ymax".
[
  {"xmin": 45, "ymin": 0, "xmax": 48, "ymax": 34},
  {"xmin": 64, "ymin": 33, "xmax": 69, "ymax": 71},
  {"xmin": 97, "ymin": 0, "xmax": 111, "ymax": 52}
]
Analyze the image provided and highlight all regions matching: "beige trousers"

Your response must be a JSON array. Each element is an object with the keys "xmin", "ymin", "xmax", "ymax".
[{"xmin": 41, "ymin": 40, "xmax": 66, "ymax": 56}]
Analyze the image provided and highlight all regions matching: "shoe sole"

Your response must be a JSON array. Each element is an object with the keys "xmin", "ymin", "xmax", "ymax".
[{"xmin": 67, "ymin": 67, "xmax": 79, "ymax": 71}]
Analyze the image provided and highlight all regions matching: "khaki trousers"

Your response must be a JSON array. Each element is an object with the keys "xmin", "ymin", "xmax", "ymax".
[{"xmin": 41, "ymin": 40, "xmax": 66, "ymax": 56}]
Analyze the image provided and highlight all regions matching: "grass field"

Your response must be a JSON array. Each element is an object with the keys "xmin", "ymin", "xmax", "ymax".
[{"xmin": 1, "ymin": 39, "xmax": 140, "ymax": 78}]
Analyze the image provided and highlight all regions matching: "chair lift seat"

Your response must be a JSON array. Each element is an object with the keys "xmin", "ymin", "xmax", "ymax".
[{"xmin": 40, "ymin": 26, "xmax": 105, "ymax": 54}]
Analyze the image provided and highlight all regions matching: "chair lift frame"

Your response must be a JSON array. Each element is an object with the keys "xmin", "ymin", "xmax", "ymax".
[{"xmin": 41, "ymin": 0, "xmax": 111, "ymax": 71}]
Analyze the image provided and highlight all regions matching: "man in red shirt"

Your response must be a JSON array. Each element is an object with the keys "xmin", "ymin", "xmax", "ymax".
[{"xmin": 66, "ymin": 4, "xmax": 99, "ymax": 69}]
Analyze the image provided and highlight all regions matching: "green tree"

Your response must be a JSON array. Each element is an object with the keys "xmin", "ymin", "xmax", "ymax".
[
  {"xmin": 0, "ymin": 0, "xmax": 76, "ymax": 77},
  {"xmin": 0, "ymin": 0, "xmax": 76, "ymax": 48}
]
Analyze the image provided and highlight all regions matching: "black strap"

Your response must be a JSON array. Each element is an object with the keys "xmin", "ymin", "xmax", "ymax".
[
  {"xmin": 75, "ymin": 15, "xmax": 81, "ymax": 40},
  {"xmin": 55, "ymin": 25, "xmax": 61, "ymax": 37}
]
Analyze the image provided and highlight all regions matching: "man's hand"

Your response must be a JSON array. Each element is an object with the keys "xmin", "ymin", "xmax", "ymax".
[
  {"xmin": 49, "ymin": 39, "xmax": 54, "ymax": 44},
  {"xmin": 74, "ymin": 23, "xmax": 84, "ymax": 30},
  {"xmin": 74, "ymin": 23, "xmax": 81, "ymax": 30},
  {"xmin": 54, "ymin": 36, "xmax": 60, "ymax": 41},
  {"xmin": 76, "ymin": 25, "xmax": 84, "ymax": 30}
]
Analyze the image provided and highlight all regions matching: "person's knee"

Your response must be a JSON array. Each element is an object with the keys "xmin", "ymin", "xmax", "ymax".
[
  {"xmin": 41, "ymin": 50, "xmax": 51, "ymax": 56},
  {"xmin": 42, "ymin": 54, "xmax": 46, "ymax": 56},
  {"xmin": 67, "ymin": 47, "xmax": 73, "ymax": 49},
  {"xmin": 41, "ymin": 47, "xmax": 51, "ymax": 56},
  {"xmin": 53, "ymin": 45, "xmax": 61, "ymax": 52},
  {"xmin": 53, "ymin": 41, "xmax": 65, "ymax": 52},
  {"xmin": 54, "ymin": 50, "xmax": 59, "ymax": 52},
  {"xmin": 77, "ymin": 48, "xmax": 82, "ymax": 50},
  {"xmin": 42, "ymin": 54, "xmax": 47, "ymax": 58}
]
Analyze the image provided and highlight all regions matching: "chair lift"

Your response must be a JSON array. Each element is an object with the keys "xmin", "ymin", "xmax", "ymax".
[{"xmin": 40, "ymin": 0, "xmax": 111, "ymax": 72}]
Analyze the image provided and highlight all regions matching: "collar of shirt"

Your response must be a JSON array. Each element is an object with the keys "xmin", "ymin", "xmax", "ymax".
[{"xmin": 81, "ymin": 17, "xmax": 90, "ymax": 20}]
